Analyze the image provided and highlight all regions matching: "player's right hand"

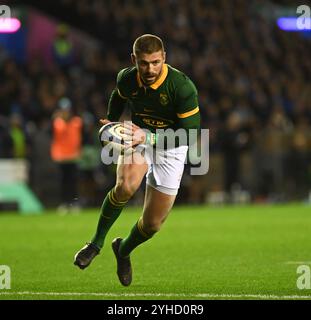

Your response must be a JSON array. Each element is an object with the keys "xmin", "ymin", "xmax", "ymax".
[{"xmin": 99, "ymin": 118, "xmax": 111, "ymax": 125}]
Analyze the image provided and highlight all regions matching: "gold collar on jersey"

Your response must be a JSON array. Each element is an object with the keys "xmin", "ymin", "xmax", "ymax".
[{"xmin": 137, "ymin": 64, "xmax": 168, "ymax": 90}]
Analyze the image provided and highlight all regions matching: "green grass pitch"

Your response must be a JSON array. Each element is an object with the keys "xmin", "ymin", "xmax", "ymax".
[{"xmin": 1, "ymin": 204, "xmax": 311, "ymax": 300}]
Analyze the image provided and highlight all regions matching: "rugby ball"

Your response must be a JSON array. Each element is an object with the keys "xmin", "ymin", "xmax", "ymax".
[{"xmin": 98, "ymin": 122, "xmax": 134, "ymax": 154}]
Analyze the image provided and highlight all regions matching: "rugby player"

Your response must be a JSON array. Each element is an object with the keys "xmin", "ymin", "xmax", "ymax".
[{"xmin": 74, "ymin": 34, "xmax": 201, "ymax": 286}]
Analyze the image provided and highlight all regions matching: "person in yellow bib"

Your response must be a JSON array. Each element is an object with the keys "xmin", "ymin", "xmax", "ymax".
[{"xmin": 74, "ymin": 34, "xmax": 201, "ymax": 286}]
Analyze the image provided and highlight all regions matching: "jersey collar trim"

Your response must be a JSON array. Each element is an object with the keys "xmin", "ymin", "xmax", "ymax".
[{"xmin": 137, "ymin": 64, "xmax": 168, "ymax": 90}]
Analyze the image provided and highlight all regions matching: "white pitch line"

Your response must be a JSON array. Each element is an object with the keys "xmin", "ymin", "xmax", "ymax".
[
  {"xmin": 284, "ymin": 261, "xmax": 311, "ymax": 265},
  {"xmin": 0, "ymin": 291, "xmax": 311, "ymax": 299}
]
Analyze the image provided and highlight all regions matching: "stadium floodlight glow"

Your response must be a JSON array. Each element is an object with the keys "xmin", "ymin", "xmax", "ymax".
[
  {"xmin": 0, "ymin": 18, "xmax": 21, "ymax": 33},
  {"xmin": 277, "ymin": 17, "xmax": 311, "ymax": 31}
]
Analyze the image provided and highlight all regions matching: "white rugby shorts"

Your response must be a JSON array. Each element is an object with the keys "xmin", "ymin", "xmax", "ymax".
[{"xmin": 144, "ymin": 145, "xmax": 188, "ymax": 195}]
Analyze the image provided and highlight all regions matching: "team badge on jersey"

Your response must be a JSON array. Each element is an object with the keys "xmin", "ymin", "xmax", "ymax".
[{"xmin": 159, "ymin": 93, "xmax": 169, "ymax": 106}]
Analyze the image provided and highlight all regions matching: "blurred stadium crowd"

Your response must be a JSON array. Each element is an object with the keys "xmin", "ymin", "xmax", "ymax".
[{"xmin": 0, "ymin": 0, "xmax": 311, "ymax": 208}]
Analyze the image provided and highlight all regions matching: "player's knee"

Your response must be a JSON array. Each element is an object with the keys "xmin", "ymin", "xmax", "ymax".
[{"xmin": 115, "ymin": 180, "xmax": 137, "ymax": 201}]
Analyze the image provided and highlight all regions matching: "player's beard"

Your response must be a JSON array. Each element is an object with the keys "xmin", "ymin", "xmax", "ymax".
[{"xmin": 141, "ymin": 67, "xmax": 162, "ymax": 85}]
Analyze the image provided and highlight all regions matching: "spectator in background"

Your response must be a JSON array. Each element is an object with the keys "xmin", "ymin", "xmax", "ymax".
[
  {"xmin": 51, "ymin": 97, "xmax": 82, "ymax": 213},
  {"xmin": 10, "ymin": 113, "xmax": 27, "ymax": 158},
  {"xmin": 78, "ymin": 112, "xmax": 101, "ymax": 207},
  {"xmin": 285, "ymin": 122, "xmax": 311, "ymax": 200},
  {"xmin": 0, "ymin": 59, "xmax": 20, "ymax": 116},
  {"xmin": 52, "ymin": 24, "xmax": 75, "ymax": 69},
  {"xmin": 0, "ymin": 116, "xmax": 13, "ymax": 158},
  {"xmin": 219, "ymin": 112, "xmax": 251, "ymax": 201},
  {"xmin": 254, "ymin": 107, "xmax": 293, "ymax": 200}
]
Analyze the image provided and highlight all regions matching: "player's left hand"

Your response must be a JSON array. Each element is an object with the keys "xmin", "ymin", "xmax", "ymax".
[{"xmin": 122, "ymin": 122, "xmax": 146, "ymax": 148}]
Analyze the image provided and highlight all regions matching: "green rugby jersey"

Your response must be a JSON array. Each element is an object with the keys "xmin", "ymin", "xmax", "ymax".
[{"xmin": 107, "ymin": 64, "xmax": 200, "ymax": 135}]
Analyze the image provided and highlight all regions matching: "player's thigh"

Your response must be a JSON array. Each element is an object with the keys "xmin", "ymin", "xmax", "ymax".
[
  {"xmin": 116, "ymin": 151, "xmax": 148, "ymax": 190},
  {"xmin": 142, "ymin": 185, "xmax": 176, "ymax": 229}
]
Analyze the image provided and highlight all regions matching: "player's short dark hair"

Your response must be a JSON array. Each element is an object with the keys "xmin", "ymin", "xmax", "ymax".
[{"xmin": 133, "ymin": 34, "xmax": 164, "ymax": 56}]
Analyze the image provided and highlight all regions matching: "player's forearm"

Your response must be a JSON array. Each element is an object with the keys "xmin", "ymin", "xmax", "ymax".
[{"xmin": 107, "ymin": 89, "xmax": 126, "ymax": 121}]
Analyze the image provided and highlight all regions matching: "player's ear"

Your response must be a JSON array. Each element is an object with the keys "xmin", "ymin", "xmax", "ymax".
[
  {"xmin": 131, "ymin": 53, "xmax": 136, "ymax": 65},
  {"xmin": 162, "ymin": 51, "xmax": 166, "ymax": 62}
]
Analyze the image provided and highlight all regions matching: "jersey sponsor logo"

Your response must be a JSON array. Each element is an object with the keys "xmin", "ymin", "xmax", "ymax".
[
  {"xmin": 135, "ymin": 113, "xmax": 174, "ymax": 128},
  {"xmin": 159, "ymin": 93, "xmax": 169, "ymax": 106},
  {"xmin": 142, "ymin": 117, "xmax": 170, "ymax": 128}
]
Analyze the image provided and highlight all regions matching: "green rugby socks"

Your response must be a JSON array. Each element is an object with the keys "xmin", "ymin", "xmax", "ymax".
[
  {"xmin": 91, "ymin": 188, "xmax": 127, "ymax": 249},
  {"xmin": 118, "ymin": 217, "xmax": 153, "ymax": 258}
]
